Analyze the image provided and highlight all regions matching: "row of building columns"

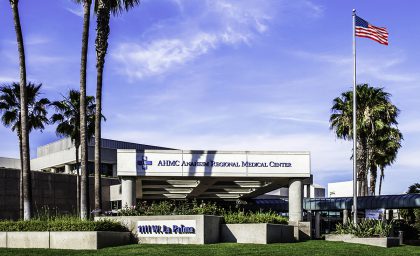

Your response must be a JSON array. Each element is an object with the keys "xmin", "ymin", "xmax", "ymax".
[{"xmin": 121, "ymin": 176, "xmax": 305, "ymax": 221}]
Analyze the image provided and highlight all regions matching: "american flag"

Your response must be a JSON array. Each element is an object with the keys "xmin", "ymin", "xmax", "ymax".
[{"xmin": 355, "ymin": 15, "xmax": 388, "ymax": 45}]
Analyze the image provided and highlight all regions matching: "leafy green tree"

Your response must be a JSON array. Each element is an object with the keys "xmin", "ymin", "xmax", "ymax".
[
  {"xmin": 0, "ymin": 82, "xmax": 50, "ymax": 219},
  {"xmin": 330, "ymin": 84, "xmax": 399, "ymax": 196},
  {"xmin": 50, "ymin": 90, "xmax": 98, "ymax": 215},
  {"xmin": 93, "ymin": 0, "xmax": 140, "ymax": 215}
]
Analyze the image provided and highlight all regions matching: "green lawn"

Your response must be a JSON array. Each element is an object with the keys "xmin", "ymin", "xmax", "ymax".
[{"xmin": 0, "ymin": 241, "xmax": 419, "ymax": 256}]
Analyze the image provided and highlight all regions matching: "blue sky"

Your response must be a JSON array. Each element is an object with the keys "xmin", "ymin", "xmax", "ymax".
[{"xmin": 0, "ymin": 0, "xmax": 419, "ymax": 194}]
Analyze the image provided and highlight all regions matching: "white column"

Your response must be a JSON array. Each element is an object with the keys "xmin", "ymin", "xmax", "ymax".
[
  {"xmin": 288, "ymin": 178, "xmax": 303, "ymax": 222},
  {"xmin": 64, "ymin": 164, "xmax": 72, "ymax": 174},
  {"xmin": 50, "ymin": 167, "xmax": 57, "ymax": 173},
  {"xmin": 306, "ymin": 184, "xmax": 311, "ymax": 198},
  {"xmin": 121, "ymin": 176, "xmax": 136, "ymax": 208}
]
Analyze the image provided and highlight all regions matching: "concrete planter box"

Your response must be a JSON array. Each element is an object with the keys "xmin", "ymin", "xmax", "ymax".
[
  {"xmin": 221, "ymin": 223, "xmax": 294, "ymax": 244},
  {"xmin": 97, "ymin": 215, "xmax": 223, "ymax": 244},
  {"xmin": 50, "ymin": 231, "xmax": 131, "ymax": 250},
  {"xmin": 0, "ymin": 231, "xmax": 131, "ymax": 250},
  {"xmin": 325, "ymin": 234, "xmax": 354, "ymax": 242},
  {"xmin": 325, "ymin": 234, "xmax": 399, "ymax": 248},
  {"xmin": 0, "ymin": 232, "xmax": 6, "ymax": 248},
  {"xmin": 345, "ymin": 237, "xmax": 400, "ymax": 248},
  {"xmin": 5, "ymin": 232, "xmax": 50, "ymax": 249}
]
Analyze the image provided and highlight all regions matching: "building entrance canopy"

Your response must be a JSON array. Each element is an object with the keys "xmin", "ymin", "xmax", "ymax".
[{"xmin": 116, "ymin": 149, "xmax": 311, "ymax": 201}]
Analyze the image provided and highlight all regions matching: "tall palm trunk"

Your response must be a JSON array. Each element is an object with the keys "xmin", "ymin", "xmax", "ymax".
[
  {"xmin": 378, "ymin": 167, "xmax": 385, "ymax": 195},
  {"xmin": 10, "ymin": 0, "xmax": 32, "ymax": 220},
  {"xmin": 75, "ymin": 143, "xmax": 80, "ymax": 216},
  {"xmin": 94, "ymin": 0, "xmax": 110, "ymax": 214},
  {"xmin": 356, "ymin": 139, "xmax": 365, "ymax": 196},
  {"xmin": 79, "ymin": 0, "xmax": 92, "ymax": 220},
  {"xmin": 369, "ymin": 164, "xmax": 377, "ymax": 195},
  {"xmin": 18, "ymin": 132, "xmax": 23, "ymax": 219}
]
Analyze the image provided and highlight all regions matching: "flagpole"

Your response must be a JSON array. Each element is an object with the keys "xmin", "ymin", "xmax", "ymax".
[{"xmin": 352, "ymin": 9, "xmax": 358, "ymax": 224}]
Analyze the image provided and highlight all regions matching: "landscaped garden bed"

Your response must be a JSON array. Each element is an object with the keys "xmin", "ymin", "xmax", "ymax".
[
  {"xmin": 220, "ymin": 210, "xmax": 294, "ymax": 244},
  {"xmin": 326, "ymin": 219, "xmax": 400, "ymax": 248},
  {"xmin": 0, "ymin": 217, "xmax": 130, "ymax": 250},
  {"xmin": 104, "ymin": 200, "xmax": 296, "ymax": 244}
]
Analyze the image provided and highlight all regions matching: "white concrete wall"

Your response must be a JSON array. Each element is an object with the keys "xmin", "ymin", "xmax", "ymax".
[
  {"xmin": 310, "ymin": 185, "xmax": 326, "ymax": 198},
  {"xmin": 31, "ymin": 146, "xmax": 117, "ymax": 171},
  {"xmin": 328, "ymin": 181, "xmax": 353, "ymax": 197},
  {"xmin": 0, "ymin": 157, "xmax": 20, "ymax": 169},
  {"xmin": 31, "ymin": 146, "xmax": 77, "ymax": 170}
]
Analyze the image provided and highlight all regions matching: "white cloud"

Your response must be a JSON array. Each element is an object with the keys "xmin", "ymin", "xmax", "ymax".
[
  {"xmin": 291, "ymin": 50, "xmax": 419, "ymax": 84},
  {"xmin": 358, "ymin": 56, "xmax": 419, "ymax": 83},
  {"xmin": 112, "ymin": 0, "xmax": 269, "ymax": 79},
  {"xmin": 2, "ymin": 34, "xmax": 50, "ymax": 46},
  {"xmin": 393, "ymin": 148, "xmax": 420, "ymax": 169},
  {"xmin": 65, "ymin": 5, "xmax": 84, "ymax": 18},
  {"xmin": 0, "ymin": 75, "xmax": 17, "ymax": 83},
  {"xmin": 265, "ymin": 115, "xmax": 328, "ymax": 125},
  {"xmin": 113, "ymin": 33, "xmax": 219, "ymax": 79},
  {"xmin": 290, "ymin": 50, "xmax": 351, "ymax": 65},
  {"xmin": 26, "ymin": 35, "xmax": 50, "ymax": 45},
  {"xmin": 398, "ymin": 119, "xmax": 420, "ymax": 134},
  {"xmin": 27, "ymin": 54, "xmax": 68, "ymax": 65},
  {"xmin": 112, "ymin": 0, "xmax": 324, "ymax": 80},
  {"xmin": 301, "ymin": 0, "xmax": 324, "ymax": 18}
]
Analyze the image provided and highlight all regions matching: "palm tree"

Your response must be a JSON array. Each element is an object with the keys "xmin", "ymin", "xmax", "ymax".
[
  {"xmin": 375, "ymin": 127, "xmax": 403, "ymax": 195},
  {"xmin": 9, "ymin": 0, "xmax": 32, "ymax": 220},
  {"xmin": 50, "ymin": 90, "xmax": 97, "ymax": 215},
  {"xmin": 93, "ymin": 0, "xmax": 140, "ymax": 215},
  {"xmin": 74, "ymin": 0, "xmax": 92, "ymax": 220},
  {"xmin": 330, "ymin": 84, "xmax": 399, "ymax": 196},
  {"xmin": 0, "ymin": 82, "xmax": 49, "ymax": 219}
]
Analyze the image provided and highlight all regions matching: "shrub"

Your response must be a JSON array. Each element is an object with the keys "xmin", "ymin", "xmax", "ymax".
[
  {"xmin": 414, "ymin": 209, "xmax": 420, "ymax": 235},
  {"xmin": 393, "ymin": 220, "xmax": 419, "ymax": 240},
  {"xmin": 0, "ymin": 217, "xmax": 127, "ymax": 232},
  {"xmin": 335, "ymin": 219, "xmax": 393, "ymax": 237},
  {"xmin": 118, "ymin": 205, "xmax": 139, "ymax": 216},
  {"xmin": 117, "ymin": 200, "xmax": 287, "ymax": 224},
  {"xmin": 224, "ymin": 210, "xmax": 288, "ymax": 224},
  {"xmin": 190, "ymin": 200, "xmax": 224, "ymax": 215},
  {"xmin": 118, "ymin": 200, "xmax": 224, "ymax": 216},
  {"xmin": 146, "ymin": 201, "xmax": 175, "ymax": 215}
]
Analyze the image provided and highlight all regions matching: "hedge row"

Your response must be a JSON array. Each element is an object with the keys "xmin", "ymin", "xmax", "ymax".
[
  {"xmin": 0, "ymin": 218, "xmax": 127, "ymax": 232},
  {"xmin": 118, "ymin": 200, "xmax": 223, "ymax": 216},
  {"xmin": 223, "ymin": 211, "xmax": 288, "ymax": 224},
  {"xmin": 118, "ymin": 200, "xmax": 288, "ymax": 224}
]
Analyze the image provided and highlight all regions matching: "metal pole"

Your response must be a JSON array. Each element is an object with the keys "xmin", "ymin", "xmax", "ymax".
[{"xmin": 352, "ymin": 9, "xmax": 358, "ymax": 224}]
